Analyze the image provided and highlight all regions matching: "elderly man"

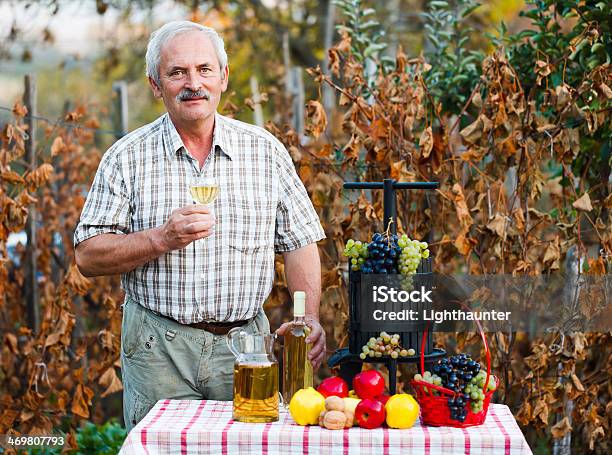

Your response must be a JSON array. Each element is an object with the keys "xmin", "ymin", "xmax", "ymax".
[{"xmin": 74, "ymin": 21, "xmax": 326, "ymax": 431}]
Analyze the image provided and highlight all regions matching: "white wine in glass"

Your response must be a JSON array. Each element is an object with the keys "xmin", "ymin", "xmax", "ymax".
[
  {"xmin": 190, "ymin": 175, "xmax": 219, "ymax": 206},
  {"xmin": 190, "ymin": 185, "xmax": 219, "ymax": 204}
]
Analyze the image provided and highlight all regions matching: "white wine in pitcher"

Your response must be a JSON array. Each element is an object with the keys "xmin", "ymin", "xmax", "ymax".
[{"xmin": 233, "ymin": 362, "xmax": 279, "ymax": 423}]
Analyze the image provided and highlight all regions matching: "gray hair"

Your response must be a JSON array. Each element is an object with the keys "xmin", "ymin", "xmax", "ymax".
[{"xmin": 145, "ymin": 21, "xmax": 228, "ymax": 85}]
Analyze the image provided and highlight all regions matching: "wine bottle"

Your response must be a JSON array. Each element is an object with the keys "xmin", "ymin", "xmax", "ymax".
[{"xmin": 282, "ymin": 291, "xmax": 313, "ymax": 404}]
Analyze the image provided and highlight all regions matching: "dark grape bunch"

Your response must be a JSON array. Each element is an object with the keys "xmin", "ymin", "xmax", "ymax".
[
  {"xmin": 414, "ymin": 353, "xmax": 497, "ymax": 423},
  {"xmin": 359, "ymin": 331, "xmax": 416, "ymax": 360}
]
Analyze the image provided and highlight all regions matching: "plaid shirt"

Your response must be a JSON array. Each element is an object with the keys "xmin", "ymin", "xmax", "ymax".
[{"xmin": 74, "ymin": 113, "xmax": 325, "ymax": 323}]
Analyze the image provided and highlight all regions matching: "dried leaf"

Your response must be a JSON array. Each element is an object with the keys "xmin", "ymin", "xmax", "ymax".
[
  {"xmin": 305, "ymin": 101, "xmax": 328, "ymax": 139},
  {"xmin": 570, "ymin": 373, "xmax": 585, "ymax": 392},
  {"xmin": 597, "ymin": 82, "xmax": 612, "ymax": 99},
  {"xmin": 0, "ymin": 409, "xmax": 19, "ymax": 432},
  {"xmin": 454, "ymin": 233, "xmax": 476, "ymax": 256},
  {"xmin": 44, "ymin": 331, "xmax": 61, "ymax": 348},
  {"xmin": 419, "ymin": 126, "xmax": 433, "ymax": 159},
  {"xmin": 487, "ymin": 213, "xmax": 507, "ymax": 238},
  {"xmin": 50, "ymin": 136, "xmax": 66, "ymax": 156},
  {"xmin": 543, "ymin": 236, "xmax": 560, "ymax": 269},
  {"xmin": 5, "ymin": 333, "xmax": 18, "ymax": 353},
  {"xmin": 544, "ymin": 176, "xmax": 563, "ymax": 197},
  {"xmin": 452, "ymin": 183, "xmax": 473, "ymax": 230},
  {"xmin": 535, "ymin": 60, "xmax": 552, "ymax": 86},
  {"xmin": 533, "ymin": 398, "xmax": 549, "ymax": 426},
  {"xmin": 512, "ymin": 207, "xmax": 525, "ymax": 232},
  {"xmin": 390, "ymin": 160, "xmax": 415, "ymax": 183},
  {"xmin": 65, "ymin": 263, "xmax": 91, "ymax": 295},
  {"xmin": 1, "ymin": 170, "xmax": 25, "ymax": 185},
  {"xmin": 572, "ymin": 192, "xmax": 592, "ymax": 212},
  {"xmin": 551, "ymin": 416, "xmax": 572, "ymax": 439},
  {"xmin": 321, "ymin": 266, "xmax": 342, "ymax": 290},
  {"xmin": 460, "ymin": 116, "xmax": 484, "ymax": 145},
  {"xmin": 99, "ymin": 368, "xmax": 123, "ymax": 398},
  {"xmin": 369, "ymin": 117, "xmax": 389, "ymax": 141},
  {"xmin": 12, "ymin": 101, "xmax": 28, "ymax": 118},
  {"xmin": 25, "ymin": 163, "xmax": 54, "ymax": 188},
  {"xmin": 71, "ymin": 384, "xmax": 94, "ymax": 419}
]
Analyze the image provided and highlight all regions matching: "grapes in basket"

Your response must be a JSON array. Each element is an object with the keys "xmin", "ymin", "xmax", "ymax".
[
  {"xmin": 359, "ymin": 332, "xmax": 416, "ymax": 360},
  {"xmin": 343, "ymin": 232, "xmax": 429, "ymax": 289},
  {"xmin": 413, "ymin": 354, "xmax": 497, "ymax": 423}
]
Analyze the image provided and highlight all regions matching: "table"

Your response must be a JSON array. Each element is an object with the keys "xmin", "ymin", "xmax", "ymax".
[{"xmin": 119, "ymin": 400, "xmax": 532, "ymax": 455}]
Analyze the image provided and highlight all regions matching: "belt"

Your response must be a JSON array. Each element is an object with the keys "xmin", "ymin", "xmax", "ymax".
[
  {"xmin": 150, "ymin": 307, "xmax": 252, "ymax": 335},
  {"xmin": 186, "ymin": 319, "xmax": 250, "ymax": 335}
]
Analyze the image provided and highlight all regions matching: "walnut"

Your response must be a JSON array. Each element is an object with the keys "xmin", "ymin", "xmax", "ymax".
[
  {"xmin": 343, "ymin": 410, "xmax": 354, "ymax": 428},
  {"xmin": 323, "ymin": 410, "xmax": 347, "ymax": 430},
  {"xmin": 324, "ymin": 396, "xmax": 345, "ymax": 412},
  {"xmin": 319, "ymin": 410, "xmax": 326, "ymax": 426}
]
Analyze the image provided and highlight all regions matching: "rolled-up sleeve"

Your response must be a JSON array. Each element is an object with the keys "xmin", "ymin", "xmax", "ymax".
[
  {"xmin": 73, "ymin": 151, "xmax": 130, "ymax": 247},
  {"xmin": 274, "ymin": 145, "xmax": 326, "ymax": 253}
]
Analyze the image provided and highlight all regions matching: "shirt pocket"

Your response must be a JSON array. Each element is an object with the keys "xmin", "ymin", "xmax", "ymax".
[{"xmin": 224, "ymin": 196, "xmax": 276, "ymax": 252}]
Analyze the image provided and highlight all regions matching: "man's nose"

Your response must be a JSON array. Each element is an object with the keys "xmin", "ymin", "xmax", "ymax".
[{"xmin": 184, "ymin": 69, "xmax": 203, "ymax": 91}]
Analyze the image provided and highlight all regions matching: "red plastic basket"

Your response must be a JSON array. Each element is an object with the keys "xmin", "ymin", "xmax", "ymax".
[{"xmin": 409, "ymin": 314, "xmax": 498, "ymax": 427}]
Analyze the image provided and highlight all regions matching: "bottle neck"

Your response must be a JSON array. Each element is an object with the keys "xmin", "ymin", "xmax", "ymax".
[{"xmin": 293, "ymin": 315, "xmax": 305, "ymax": 324}]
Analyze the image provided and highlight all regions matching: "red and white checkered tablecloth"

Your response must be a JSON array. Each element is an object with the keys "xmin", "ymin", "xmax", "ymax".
[{"xmin": 119, "ymin": 400, "xmax": 532, "ymax": 455}]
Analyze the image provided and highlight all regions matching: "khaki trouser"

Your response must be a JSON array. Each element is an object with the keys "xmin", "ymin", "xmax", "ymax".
[{"xmin": 120, "ymin": 297, "xmax": 270, "ymax": 432}]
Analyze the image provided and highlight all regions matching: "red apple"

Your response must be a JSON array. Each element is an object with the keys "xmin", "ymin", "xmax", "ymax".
[
  {"xmin": 317, "ymin": 376, "xmax": 349, "ymax": 398},
  {"xmin": 375, "ymin": 394, "xmax": 390, "ymax": 406},
  {"xmin": 355, "ymin": 398, "xmax": 386, "ymax": 429},
  {"xmin": 353, "ymin": 370, "xmax": 385, "ymax": 399}
]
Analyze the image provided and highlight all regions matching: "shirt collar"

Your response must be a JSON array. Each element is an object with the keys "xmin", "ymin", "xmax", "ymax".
[{"xmin": 163, "ymin": 112, "xmax": 233, "ymax": 161}]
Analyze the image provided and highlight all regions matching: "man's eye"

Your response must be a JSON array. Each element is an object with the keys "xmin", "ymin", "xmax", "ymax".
[
  {"xmin": 170, "ymin": 70, "xmax": 184, "ymax": 77},
  {"xmin": 199, "ymin": 68, "xmax": 211, "ymax": 73}
]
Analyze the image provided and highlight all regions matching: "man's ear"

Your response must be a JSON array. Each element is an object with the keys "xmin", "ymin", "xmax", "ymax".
[
  {"xmin": 221, "ymin": 65, "xmax": 229, "ymax": 92},
  {"xmin": 148, "ymin": 76, "xmax": 162, "ymax": 98}
]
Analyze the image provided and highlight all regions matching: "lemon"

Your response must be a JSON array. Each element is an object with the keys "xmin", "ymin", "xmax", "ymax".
[
  {"xmin": 289, "ymin": 387, "xmax": 325, "ymax": 425},
  {"xmin": 385, "ymin": 394, "xmax": 420, "ymax": 429}
]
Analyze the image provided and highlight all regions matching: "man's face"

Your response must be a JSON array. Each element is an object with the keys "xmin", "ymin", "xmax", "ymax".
[{"xmin": 150, "ymin": 31, "xmax": 229, "ymax": 125}]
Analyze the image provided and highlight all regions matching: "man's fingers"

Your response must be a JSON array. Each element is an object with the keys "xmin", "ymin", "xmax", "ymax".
[
  {"xmin": 185, "ymin": 220, "xmax": 215, "ymax": 234},
  {"xmin": 178, "ymin": 204, "xmax": 213, "ymax": 215},
  {"xmin": 193, "ymin": 229, "xmax": 213, "ymax": 240},
  {"xmin": 305, "ymin": 322, "xmax": 322, "ymax": 344},
  {"xmin": 182, "ymin": 213, "xmax": 215, "ymax": 226},
  {"xmin": 276, "ymin": 322, "xmax": 292, "ymax": 335},
  {"xmin": 308, "ymin": 336, "xmax": 325, "ymax": 361},
  {"xmin": 310, "ymin": 347, "xmax": 325, "ymax": 370}
]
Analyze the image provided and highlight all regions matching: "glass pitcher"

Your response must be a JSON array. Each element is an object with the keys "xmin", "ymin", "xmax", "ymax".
[{"xmin": 227, "ymin": 328, "xmax": 280, "ymax": 423}]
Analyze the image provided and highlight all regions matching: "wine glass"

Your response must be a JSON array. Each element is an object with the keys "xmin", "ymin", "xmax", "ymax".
[
  {"xmin": 189, "ymin": 175, "xmax": 219, "ymax": 215},
  {"xmin": 189, "ymin": 176, "xmax": 218, "ymax": 279}
]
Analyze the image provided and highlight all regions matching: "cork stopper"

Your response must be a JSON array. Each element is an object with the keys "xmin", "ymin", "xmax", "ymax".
[{"xmin": 293, "ymin": 291, "xmax": 306, "ymax": 317}]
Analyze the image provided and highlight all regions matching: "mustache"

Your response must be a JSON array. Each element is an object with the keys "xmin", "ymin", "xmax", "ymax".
[{"xmin": 176, "ymin": 89, "xmax": 213, "ymax": 102}]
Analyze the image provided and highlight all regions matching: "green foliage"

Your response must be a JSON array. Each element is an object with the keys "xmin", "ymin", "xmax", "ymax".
[
  {"xmin": 498, "ymin": 0, "xmax": 611, "ymax": 90},
  {"xmin": 421, "ymin": 0, "xmax": 483, "ymax": 114},
  {"xmin": 29, "ymin": 420, "xmax": 127, "ymax": 455},
  {"xmin": 73, "ymin": 420, "xmax": 127, "ymax": 454},
  {"xmin": 496, "ymin": 0, "xmax": 611, "ymax": 192},
  {"xmin": 333, "ymin": 0, "xmax": 394, "ymax": 91}
]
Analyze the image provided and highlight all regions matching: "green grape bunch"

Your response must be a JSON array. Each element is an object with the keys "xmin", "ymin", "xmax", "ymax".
[{"xmin": 359, "ymin": 331, "xmax": 417, "ymax": 360}]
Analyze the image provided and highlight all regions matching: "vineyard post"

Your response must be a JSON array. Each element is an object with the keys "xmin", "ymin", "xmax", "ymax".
[
  {"xmin": 322, "ymin": 0, "xmax": 336, "ymax": 126},
  {"xmin": 112, "ymin": 80, "xmax": 128, "ymax": 139},
  {"xmin": 24, "ymin": 74, "xmax": 40, "ymax": 334},
  {"xmin": 249, "ymin": 75, "xmax": 264, "ymax": 127},
  {"xmin": 282, "ymin": 32, "xmax": 305, "ymax": 137}
]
